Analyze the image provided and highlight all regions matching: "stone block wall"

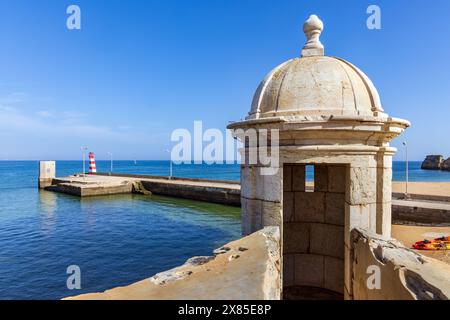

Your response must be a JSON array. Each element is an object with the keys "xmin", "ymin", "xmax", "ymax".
[
  {"xmin": 241, "ymin": 164, "xmax": 282, "ymax": 236},
  {"xmin": 283, "ymin": 164, "xmax": 346, "ymax": 296},
  {"xmin": 241, "ymin": 149, "xmax": 396, "ymax": 299}
]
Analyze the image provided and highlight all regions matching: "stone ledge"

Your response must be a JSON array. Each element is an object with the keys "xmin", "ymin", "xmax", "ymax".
[
  {"xmin": 65, "ymin": 227, "xmax": 281, "ymax": 300},
  {"xmin": 351, "ymin": 228, "xmax": 450, "ymax": 300}
]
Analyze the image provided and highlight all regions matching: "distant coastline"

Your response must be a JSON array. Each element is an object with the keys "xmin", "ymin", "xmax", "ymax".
[
  {"xmin": 1, "ymin": 160, "xmax": 450, "ymax": 182},
  {"xmin": 421, "ymin": 155, "xmax": 450, "ymax": 171}
]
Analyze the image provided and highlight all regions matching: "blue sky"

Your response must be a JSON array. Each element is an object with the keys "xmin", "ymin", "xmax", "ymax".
[{"xmin": 0, "ymin": 0, "xmax": 449, "ymax": 160}]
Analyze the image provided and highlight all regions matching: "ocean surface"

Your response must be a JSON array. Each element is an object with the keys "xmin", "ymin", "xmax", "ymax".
[
  {"xmin": 0, "ymin": 161, "xmax": 242, "ymax": 300},
  {"xmin": 0, "ymin": 160, "xmax": 449, "ymax": 300}
]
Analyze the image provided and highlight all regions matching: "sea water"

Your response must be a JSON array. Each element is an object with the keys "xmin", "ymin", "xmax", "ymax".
[
  {"xmin": 0, "ymin": 161, "xmax": 241, "ymax": 300},
  {"xmin": 0, "ymin": 160, "xmax": 448, "ymax": 299}
]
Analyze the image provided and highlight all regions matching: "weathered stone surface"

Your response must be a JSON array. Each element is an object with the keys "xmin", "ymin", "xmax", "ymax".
[
  {"xmin": 256, "ymin": 167, "xmax": 282, "ymax": 202},
  {"xmin": 443, "ymin": 158, "xmax": 450, "ymax": 171},
  {"xmin": 421, "ymin": 155, "xmax": 444, "ymax": 170},
  {"xmin": 314, "ymin": 165, "xmax": 328, "ymax": 192},
  {"xmin": 295, "ymin": 192, "xmax": 325, "ymax": 223},
  {"xmin": 347, "ymin": 167, "xmax": 377, "ymax": 205},
  {"xmin": 283, "ymin": 165, "xmax": 292, "ymax": 192},
  {"xmin": 185, "ymin": 256, "xmax": 215, "ymax": 266},
  {"xmin": 292, "ymin": 165, "xmax": 306, "ymax": 191},
  {"xmin": 325, "ymin": 193, "xmax": 345, "ymax": 226},
  {"xmin": 241, "ymin": 198, "xmax": 262, "ymax": 235},
  {"xmin": 351, "ymin": 228, "xmax": 450, "ymax": 300},
  {"xmin": 262, "ymin": 201, "xmax": 281, "ymax": 227},
  {"xmin": 47, "ymin": 173, "xmax": 241, "ymax": 205},
  {"xmin": 132, "ymin": 181, "xmax": 152, "ymax": 195},
  {"xmin": 344, "ymin": 243, "xmax": 353, "ymax": 297},
  {"xmin": 213, "ymin": 246, "xmax": 231, "ymax": 255},
  {"xmin": 244, "ymin": 54, "xmax": 388, "ymax": 120},
  {"xmin": 151, "ymin": 270, "xmax": 194, "ymax": 285},
  {"xmin": 39, "ymin": 161, "xmax": 56, "ymax": 189},
  {"xmin": 229, "ymin": 14, "xmax": 409, "ymax": 300},
  {"xmin": 344, "ymin": 204, "xmax": 372, "ymax": 246},
  {"xmin": 283, "ymin": 192, "xmax": 295, "ymax": 222},
  {"xmin": 376, "ymin": 153, "xmax": 393, "ymax": 170},
  {"xmin": 66, "ymin": 227, "xmax": 281, "ymax": 300},
  {"xmin": 301, "ymin": 15, "xmax": 325, "ymax": 57},
  {"xmin": 324, "ymin": 256, "xmax": 344, "ymax": 293},
  {"xmin": 280, "ymin": 151, "xmax": 380, "ymax": 169},
  {"xmin": 283, "ymin": 254, "xmax": 294, "ymax": 287},
  {"xmin": 376, "ymin": 201, "xmax": 392, "ymax": 238},
  {"xmin": 294, "ymin": 254, "xmax": 324, "ymax": 287},
  {"xmin": 310, "ymin": 223, "xmax": 344, "ymax": 259},
  {"xmin": 376, "ymin": 167, "xmax": 392, "ymax": 203},
  {"xmin": 241, "ymin": 166, "xmax": 256, "ymax": 199},
  {"xmin": 283, "ymin": 223, "xmax": 310, "ymax": 254},
  {"xmin": 327, "ymin": 165, "xmax": 346, "ymax": 193}
]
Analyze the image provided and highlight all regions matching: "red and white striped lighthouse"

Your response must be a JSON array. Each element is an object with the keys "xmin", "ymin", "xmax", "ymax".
[{"xmin": 88, "ymin": 152, "xmax": 97, "ymax": 174}]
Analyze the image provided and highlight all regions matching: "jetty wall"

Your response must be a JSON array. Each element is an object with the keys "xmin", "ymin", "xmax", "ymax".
[
  {"xmin": 42, "ymin": 172, "xmax": 241, "ymax": 206},
  {"xmin": 92, "ymin": 173, "xmax": 241, "ymax": 206},
  {"xmin": 392, "ymin": 202, "xmax": 450, "ymax": 225}
]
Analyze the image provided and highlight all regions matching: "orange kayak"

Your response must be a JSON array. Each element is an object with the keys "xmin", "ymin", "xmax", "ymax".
[{"xmin": 413, "ymin": 236, "xmax": 450, "ymax": 251}]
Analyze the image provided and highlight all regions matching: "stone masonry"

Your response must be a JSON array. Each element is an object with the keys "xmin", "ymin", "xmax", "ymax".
[{"xmin": 228, "ymin": 15, "xmax": 410, "ymax": 299}]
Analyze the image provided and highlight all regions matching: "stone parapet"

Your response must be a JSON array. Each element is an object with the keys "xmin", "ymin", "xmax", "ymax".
[
  {"xmin": 350, "ymin": 228, "xmax": 450, "ymax": 300},
  {"xmin": 66, "ymin": 227, "xmax": 281, "ymax": 300}
]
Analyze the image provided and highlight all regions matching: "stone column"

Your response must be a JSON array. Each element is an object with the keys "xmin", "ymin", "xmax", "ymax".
[
  {"xmin": 344, "ymin": 162, "xmax": 377, "ymax": 299},
  {"xmin": 241, "ymin": 163, "xmax": 282, "ymax": 236},
  {"xmin": 39, "ymin": 161, "xmax": 56, "ymax": 189},
  {"xmin": 376, "ymin": 151, "xmax": 394, "ymax": 237}
]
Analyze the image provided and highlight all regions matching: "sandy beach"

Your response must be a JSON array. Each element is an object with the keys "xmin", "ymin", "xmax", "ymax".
[
  {"xmin": 392, "ymin": 225, "xmax": 450, "ymax": 264},
  {"xmin": 391, "ymin": 182, "xmax": 450, "ymax": 264},
  {"xmin": 305, "ymin": 181, "xmax": 450, "ymax": 197},
  {"xmin": 392, "ymin": 182, "xmax": 450, "ymax": 197},
  {"xmin": 384, "ymin": 182, "xmax": 450, "ymax": 264}
]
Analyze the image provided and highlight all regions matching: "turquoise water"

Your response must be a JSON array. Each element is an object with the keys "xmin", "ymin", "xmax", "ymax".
[
  {"xmin": 52, "ymin": 160, "xmax": 450, "ymax": 182},
  {"xmin": 0, "ymin": 160, "xmax": 448, "ymax": 300},
  {"xmin": 0, "ymin": 161, "xmax": 241, "ymax": 300},
  {"xmin": 392, "ymin": 161, "xmax": 450, "ymax": 182}
]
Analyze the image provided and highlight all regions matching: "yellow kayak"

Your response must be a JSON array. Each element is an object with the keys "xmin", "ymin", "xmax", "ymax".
[{"xmin": 413, "ymin": 236, "xmax": 450, "ymax": 251}]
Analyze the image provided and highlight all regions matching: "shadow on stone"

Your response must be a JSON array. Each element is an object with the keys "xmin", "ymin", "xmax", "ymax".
[{"xmin": 283, "ymin": 286, "xmax": 344, "ymax": 300}]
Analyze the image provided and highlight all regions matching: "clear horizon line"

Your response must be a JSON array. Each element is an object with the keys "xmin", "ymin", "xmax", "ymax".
[{"xmin": 0, "ymin": 159, "xmax": 425, "ymax": 162}]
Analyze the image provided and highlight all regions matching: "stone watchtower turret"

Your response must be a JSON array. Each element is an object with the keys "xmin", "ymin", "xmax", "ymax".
[{"xmin": 228, "ymin": 15, "xmax": 410, "ymax": 299}]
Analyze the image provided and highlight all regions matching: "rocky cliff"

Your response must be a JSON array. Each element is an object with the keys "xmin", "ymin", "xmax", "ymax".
[
  {"xmin": 421, "ymin": 155, "xmax": 445, "ymax": 170},
  {"xmin": 443, "ymin": 158, "xmax": 450, "ymax": 171}
]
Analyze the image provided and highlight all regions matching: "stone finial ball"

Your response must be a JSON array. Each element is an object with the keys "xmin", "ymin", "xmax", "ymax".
[{"xmin": 303, "ymin": 14, "xmax": 324, "ymax": 34}]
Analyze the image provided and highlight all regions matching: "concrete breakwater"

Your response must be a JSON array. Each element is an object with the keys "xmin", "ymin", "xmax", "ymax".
[
  {"xmin": 39, "ymin": 161, "xmax": 450, "ymax": 225},
  {"xmin": 40, "ymin": 175, "xmax": 450, "ymax": 226},
  {"xmin": 40, "ymin": 171, "xmax": 241, "ymax": 206}
]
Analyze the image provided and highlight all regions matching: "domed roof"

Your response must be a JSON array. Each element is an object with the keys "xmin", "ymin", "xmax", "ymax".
[{"xmin": 247, "ymin": 15, "xmax": 385, "ymax": 120}]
